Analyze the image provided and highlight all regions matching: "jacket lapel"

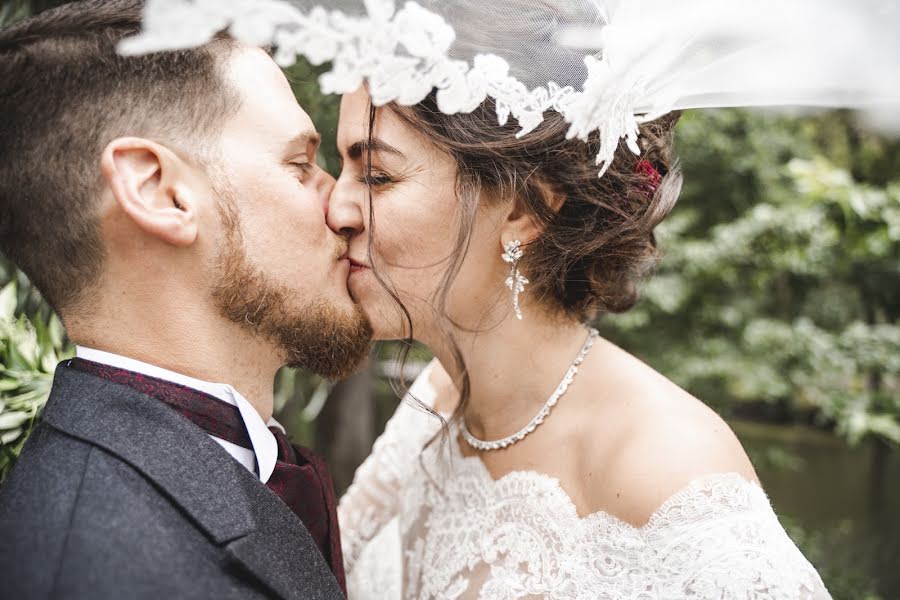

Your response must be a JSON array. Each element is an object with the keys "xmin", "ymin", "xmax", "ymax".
[{"xmin": 42, "ymin": 364, "xmax": 343, "ymax": 600}]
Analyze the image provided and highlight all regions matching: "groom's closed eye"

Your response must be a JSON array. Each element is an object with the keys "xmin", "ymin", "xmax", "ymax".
[
  {"xmin": 283, "ymin": 130, "xmax": 323, "ymax": 184},
  {"xmin": 289, "ymin": 160, "xmax": 315, "ymax": 183}
]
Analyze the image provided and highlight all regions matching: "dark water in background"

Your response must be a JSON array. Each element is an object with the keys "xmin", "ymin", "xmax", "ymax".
[{"xmin": 731, "ymin": 420, "xmax": 900, "ymax": 599}]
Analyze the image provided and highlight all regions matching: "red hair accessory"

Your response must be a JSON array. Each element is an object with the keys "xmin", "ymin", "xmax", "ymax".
[{"xmin": 634, "ymin": 159, "xmax": 662, "ymax": 195}]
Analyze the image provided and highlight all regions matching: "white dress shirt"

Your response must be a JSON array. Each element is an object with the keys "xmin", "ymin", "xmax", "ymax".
[{"xmin": 75, "ymin": 346, "xmax": 283, "ymax": 483}]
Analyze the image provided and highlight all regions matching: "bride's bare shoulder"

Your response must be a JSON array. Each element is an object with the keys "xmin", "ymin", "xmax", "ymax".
[{"xmin": 573, "ymin": 339, "xmax": 759, "ymax": 527}]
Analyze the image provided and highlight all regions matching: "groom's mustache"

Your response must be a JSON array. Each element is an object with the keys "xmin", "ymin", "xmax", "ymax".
[{"xmin": 334, "ymin": 238, "xmax": 349, "ymax": 261}]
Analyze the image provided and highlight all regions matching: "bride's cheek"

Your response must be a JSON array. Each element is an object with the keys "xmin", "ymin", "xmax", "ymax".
[{"xmin": 381, "ymin": 191, "xmax": 416, "ymax": 251}]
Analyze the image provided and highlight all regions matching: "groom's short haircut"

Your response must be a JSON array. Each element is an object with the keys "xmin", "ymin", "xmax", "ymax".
[{"xmin": 0, "ymin": 0, "xmax": 240, "ymax": 315}]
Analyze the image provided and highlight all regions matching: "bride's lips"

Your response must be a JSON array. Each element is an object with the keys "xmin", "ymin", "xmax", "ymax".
[
  {"xmin": 338, "ymin": 248, "xmax": 368, "ymax": 275},
  {"xmin": 348, "ymin": 257, "xmax": 369, "ymax": 274}
]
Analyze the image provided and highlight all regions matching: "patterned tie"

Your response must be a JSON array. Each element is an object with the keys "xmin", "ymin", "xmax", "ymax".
[{"xmin": 66, "ymin": 358, "xmax": 347, "ymax": 596}]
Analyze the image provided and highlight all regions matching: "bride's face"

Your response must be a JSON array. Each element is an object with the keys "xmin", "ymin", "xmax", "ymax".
[{"xmin": 329, "ymin": 88, "xmax": 508, "ymax": 341}]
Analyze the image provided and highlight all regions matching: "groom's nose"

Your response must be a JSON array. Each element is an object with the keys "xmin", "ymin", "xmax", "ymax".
[
  {"xmin": 326, "ymin": 176, "xmax": 363, "ymax": 237},
  {"xmin": 312, "ymin": 168, "xmax": 336, "ymax": 217}
]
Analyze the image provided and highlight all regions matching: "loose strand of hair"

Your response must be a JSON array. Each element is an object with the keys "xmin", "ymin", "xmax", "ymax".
[{"xmin": 364, "ymin": 101, "xmax": 447, "ymax": 432}]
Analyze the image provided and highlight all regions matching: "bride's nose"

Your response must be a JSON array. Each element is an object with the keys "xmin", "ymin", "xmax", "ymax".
[{"xmin": 326, "ymin": 174, "xmax": 364, "ymax": 237}]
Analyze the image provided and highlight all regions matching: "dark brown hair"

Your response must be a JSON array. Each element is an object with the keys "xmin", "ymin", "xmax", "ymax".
[
  {"xmin": 368, "ymin": 93, "xmax": 682, "ymax": 420},
  {"xmin": 0, "ymin": 0, "xmax": 240, "ymax": 315}
]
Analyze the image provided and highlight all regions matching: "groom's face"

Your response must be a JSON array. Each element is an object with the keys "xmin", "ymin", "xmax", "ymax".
[{"xmin": 204, "ymin": 47, "xmax": 371, "ymax": 378}]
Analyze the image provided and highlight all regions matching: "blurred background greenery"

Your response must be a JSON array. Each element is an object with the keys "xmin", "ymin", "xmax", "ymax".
[{"xmin": 1, "ymin": 2, "xmax": 898, "ymax": 598}]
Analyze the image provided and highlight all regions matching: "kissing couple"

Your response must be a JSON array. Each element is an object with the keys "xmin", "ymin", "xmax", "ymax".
[{"xmin": 0, "ymin": 1, "xmax": 835, "ymax": 598}]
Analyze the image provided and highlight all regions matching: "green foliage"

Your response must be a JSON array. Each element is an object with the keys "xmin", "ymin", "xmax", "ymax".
[
  {"xmin": 284, "ymin": 59, "xmax": 341, "ymax": 176},
  {"xmin": 0, "ymin": 0, "xmax": 70, "ymax": 27},
  {"xmin": 271, "ymin": 365, "xmax": 335, "ymax": 449},
  {"xmin": 0, "ymin": 280, "xmax": 73, "ymax": 482},
  {"xmin": 603, "ymin": 110, "xmax": 900, "ymax": 447},
  {"xmin": 781, "ymin": 515, "xmax": 884, "ymax": 600},
  {"xmin": 0, "ymin": 1, "xmax": 29, "ymax": 26}
]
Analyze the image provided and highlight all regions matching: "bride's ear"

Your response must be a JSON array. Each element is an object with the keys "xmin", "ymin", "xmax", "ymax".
[
  {"xmin": 100, "ymin": 137, "xmax": 199, "ymax": 247},
  {"xmin": 500, "ymin": 180, "xmax": 565, "ymax": 246}
]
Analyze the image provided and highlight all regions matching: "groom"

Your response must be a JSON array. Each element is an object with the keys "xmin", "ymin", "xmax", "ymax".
[{"xmin": 0, "ymin": 1, "xmax": 370, "ymax": 598}]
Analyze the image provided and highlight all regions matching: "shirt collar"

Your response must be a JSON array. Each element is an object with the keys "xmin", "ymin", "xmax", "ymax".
[{"xmin": 75, "ymin": 346, "xmax": 283, "ymax": 483}]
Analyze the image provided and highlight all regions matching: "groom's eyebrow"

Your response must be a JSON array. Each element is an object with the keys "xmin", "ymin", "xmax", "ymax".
[
  {"xmin": 284, "ymin": 131, "xmax": 321, "ymax": 154},
  {"xmin": 345, "ymin": 139, "xmax": 405, "ymax": 161}
]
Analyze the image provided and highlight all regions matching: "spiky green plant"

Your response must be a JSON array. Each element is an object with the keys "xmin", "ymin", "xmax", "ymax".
[{"xmin": 0, "ymin": 282, "xmax": 72, "ymax": 481}]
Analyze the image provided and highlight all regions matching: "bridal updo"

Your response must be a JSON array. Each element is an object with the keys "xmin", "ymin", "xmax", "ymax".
[{"xmin": 379, "ymin": 94, "xmax": 682, "ymax": 322}]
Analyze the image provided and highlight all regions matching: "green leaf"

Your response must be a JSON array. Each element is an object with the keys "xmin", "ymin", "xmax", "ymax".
[
  {"xmin": 0, "ymin": 378, "xmax": 20, "ymax": 392},
  {"xmin": 3, "ymin": 388, "xmax": 45, "ymax": 409},
  {"xmin": 34, "ymin": 313, "xmax": 51, "ymax": 355},
  {"xmin": 40, "ymin": 348, "xmax": 59, "ymax": 375},
  {"xmin": 5, "ymin": 344, "xmax": 26, "ymax": 372},
  {"xmin": 0, "ymin": 281, "xmax": 16, "ymax": 321},
  {"xmin": 6, "ymin": 334, "xmax": 35, "ymax": 371},
  {"xmin": 0, "ymin": 410, "xmax": 30, "ymax": 430},
  {"xmin": 48, "ymin": 314, "xmax": 65, "ymax": 350},
  {"xmin": 866, "ymin": 414, "xmax": 900, "ymax": 445},
  {"xmin": 301, "ymin": 379, "xmax": 332, "ymax": 422},
  {"xmin": 0, "ymin": 427, "xmax": 22, "ymax": 445}
]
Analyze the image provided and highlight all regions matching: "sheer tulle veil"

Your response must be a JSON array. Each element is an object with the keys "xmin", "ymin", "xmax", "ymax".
[{"xmin": 120, "ymin": 0, "xmax": 900, "ymax": 177}]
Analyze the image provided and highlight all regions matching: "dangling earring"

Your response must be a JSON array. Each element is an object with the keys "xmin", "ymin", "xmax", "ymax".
[{"xmin": 502, "ymin": 240, "xmax": 529, "ymax": 320}]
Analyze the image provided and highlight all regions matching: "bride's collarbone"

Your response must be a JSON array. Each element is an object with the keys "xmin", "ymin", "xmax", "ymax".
[
  {"xmin": 428, "ymin": 345, "xmax": 757, "ymax": 527},
  {"xmin": 456, "ymin": 392, "xmax": 628, "ymax": 520},
  {"xmin": 454, "ymin": 375, "xmax": 755, "ymax": 529}
]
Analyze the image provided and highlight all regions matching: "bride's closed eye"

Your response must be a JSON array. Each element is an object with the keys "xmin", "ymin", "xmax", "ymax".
[
  {"xmin": 341, "ymin": 138, "xmax": 406, "ymax": 189},
  {"xmin": 358, "ymin": 170, "xmax": 394, "ymax": 187}
]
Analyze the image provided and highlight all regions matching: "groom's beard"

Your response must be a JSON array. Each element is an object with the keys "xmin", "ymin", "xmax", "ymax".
[{"xmin": 210, "ymin": 193, "xmax": 372, "ymax": 381}]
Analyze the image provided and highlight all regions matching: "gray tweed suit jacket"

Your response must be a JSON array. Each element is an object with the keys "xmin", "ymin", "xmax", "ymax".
[{"xmin": 0, "ymin": 364, "xmax": 345, "ymax": 600}]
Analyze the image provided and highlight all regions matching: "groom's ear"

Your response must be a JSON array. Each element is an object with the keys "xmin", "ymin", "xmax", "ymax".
[{"xmin": 100, "ymin": 137, "xmax": 199, "ymax": 247}]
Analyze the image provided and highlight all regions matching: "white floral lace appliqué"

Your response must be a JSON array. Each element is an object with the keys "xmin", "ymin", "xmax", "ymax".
[{"xmin": 338, "ymin": 364, "xmax": 831, "ymax": 600}]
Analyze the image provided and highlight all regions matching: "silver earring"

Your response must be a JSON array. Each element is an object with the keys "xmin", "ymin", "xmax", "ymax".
[{"xmin": 502, "ymin": 240, "xmax": 529, "ymax": 320}]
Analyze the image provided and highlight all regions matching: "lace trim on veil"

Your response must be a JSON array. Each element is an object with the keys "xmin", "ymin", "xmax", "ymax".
[{"xmin": 119, "ymin": 0, "xmax": 668, "ymax": 177}]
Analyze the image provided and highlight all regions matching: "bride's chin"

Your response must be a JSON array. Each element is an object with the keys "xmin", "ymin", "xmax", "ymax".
[
  {"xmin": 348, "ymin": 275, "xmax": 419, "ymax": 340},
  {"xmin": 345, "ymin": 298, "xmax": 392, "ymax": 340},
  {"xmin": 368, "ymin": 314, "xmax": 412, "ymax": 342}
]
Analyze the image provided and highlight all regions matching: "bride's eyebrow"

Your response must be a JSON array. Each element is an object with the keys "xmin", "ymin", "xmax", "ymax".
[{"xmin": 344, "ymin": 138, "xmax": 405, "ymax": 161}]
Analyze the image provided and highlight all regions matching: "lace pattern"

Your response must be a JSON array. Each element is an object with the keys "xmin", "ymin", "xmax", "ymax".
[
  {"xmin": 338, "ymin": 360, "xmax": 443, "ymax": 576},
  {"xmin": 123, "ymin": 1, "xmax": 900, "ymax": 181},
  {"xmin": 121, "ymin": 0, "xmax": 656, "ymax": 177},
  {"xmin": 339, "ymin": 363, "xmax": 831, "ymax": 600}
]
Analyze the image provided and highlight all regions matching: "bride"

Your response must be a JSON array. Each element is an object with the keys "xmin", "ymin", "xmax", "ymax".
[{"xmin": 329, "ymin": 89, "xmax": 831, "ymax": 598}]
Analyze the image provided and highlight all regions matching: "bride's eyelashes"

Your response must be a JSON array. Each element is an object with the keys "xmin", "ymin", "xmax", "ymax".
[{"xmin": 357, "ymin": 170, "xmax": 395, "ymax": 188}]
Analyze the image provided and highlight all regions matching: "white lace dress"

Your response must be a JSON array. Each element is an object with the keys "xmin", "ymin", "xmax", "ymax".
[{"xmin": 338, "ymin": 362, "xmax": 832, "ymax": 600}]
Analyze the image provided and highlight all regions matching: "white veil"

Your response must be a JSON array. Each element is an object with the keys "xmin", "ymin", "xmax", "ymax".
[{"xmin": 120, "ymin": 0, "xmax": 900, "ymax": 176}]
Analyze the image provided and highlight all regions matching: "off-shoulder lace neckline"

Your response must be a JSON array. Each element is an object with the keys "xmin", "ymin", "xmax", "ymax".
[
  {"xmin": 343, "ymin": 361, "xmax": 829, "ymax": 600},
  {"xmin": 410, "ymin": 363, "xmax": 766, "ymax": 530},
  {"xmin": 444, "ymin": 425, "xmax": 765, "ymax": 529}
]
